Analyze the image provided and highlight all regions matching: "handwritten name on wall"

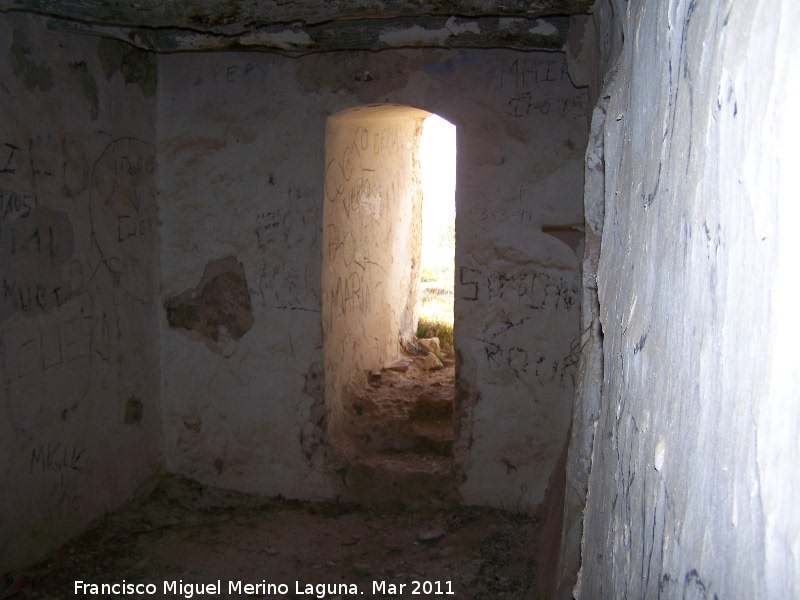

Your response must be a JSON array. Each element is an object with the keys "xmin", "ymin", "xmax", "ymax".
[
  {"xmin": 323, "ymin": 123, "xmax": 408, "ymax": 327},
  {"xmin": 458, "ymin": 264, "xmax": 580, "ymax": 387},
  {"xmin": 89, "ymin": 137, "xmax": 157, "ymax": 302},
  {"xmin": 499, "ymin": 57, "xmax": 587, "ymax": 120},
  {"xmin": 254, "ymin": 188, "xmax": 321, "ymax": 313},
  {"xmin": 28, "ymin": 441, "xmax": 86, "ymax": 520},
  {"xmin": 1, "ymin": 131, "xmax": 157, "ymax": 521}
]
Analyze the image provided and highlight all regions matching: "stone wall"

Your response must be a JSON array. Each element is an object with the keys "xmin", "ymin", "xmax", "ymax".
[
  {"xmin": 0, "ymin": 14, "xmax": 161, "ymax": 570},
  {"xmin": 157, "ymin": 48, "xmax": 588, "ymax": 510},
  {"xmin": 540, "ymin": 1, "xmax": 624, "ymax": 595},
  {"xmin": 577, "ymin": 0, "xmax": 800, "ymax": 596}
]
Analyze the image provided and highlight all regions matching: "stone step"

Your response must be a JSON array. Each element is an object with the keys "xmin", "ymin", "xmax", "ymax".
[
  {"xmin": 343, "ymin": 453, "xmax": 459, "ymax": 509},
  {"xmin": 351, "ymin": 418, "xmax": 454, "ymax": 457}
]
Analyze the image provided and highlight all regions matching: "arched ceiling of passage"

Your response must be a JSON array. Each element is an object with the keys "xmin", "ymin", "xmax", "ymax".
[{"xmin": 0, "ymin": 0, "xmax": 594, "ymax": 54}]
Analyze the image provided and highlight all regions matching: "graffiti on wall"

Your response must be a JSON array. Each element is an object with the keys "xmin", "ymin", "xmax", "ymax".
[
  {"xmin": 458, "ymin": 263, "xmax": 580, "ymax": 386},
  {"xmin": 322, "ymin": 122, "xmax": 409, "ymax": 329},
  {"xmin": 1, "ymin": 130, "xmax": 156, "ymax": 519},
  {"xmin": 458, "ymin": 265, "xmax": 577, "ymax": 311},
  {"xmin": 499, "ymin": 57, "xmax": 588, "ymax": 120},
  {"xmin": 89, "ymin": 137, "xmax": 157, "ymax": 302},
  {"xmin": 26, "ymin": 441, "xmax": 86, "ymax": 520},
  {"xmin": 254, "ymin": 187, "xmax": 321, "ymax": 313}
]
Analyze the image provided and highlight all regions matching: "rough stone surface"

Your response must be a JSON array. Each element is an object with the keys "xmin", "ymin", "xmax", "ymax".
[
  {"xmin": 1, "ymin": 0, "xmax": 593, "ymax": 55},
  {"xmin": 422, "ymin": 354, "xmax": 445, "ymax": 371},
  {"xmin": 540, "ymin": 83, "xmax": 610, "ymax": 600},
  {"xmin": 577, "ymin": 0, "xmax": 800, "ymax": 597},
  {"xmin": 418, "ymin": 337, "xmax": 441, "ymax": 355},
  {"xmin": 0, "ymin": 13, "xmax": 160, "ymax": 571},
  {"xmin": 540, "ymin": 2, "xmax": 623, "ymax": 593},
  {"xmin": 348, "ymin": 359, "xmax": 454, "ymax": 459}
]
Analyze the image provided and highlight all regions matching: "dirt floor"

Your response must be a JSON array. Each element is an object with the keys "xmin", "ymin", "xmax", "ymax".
[
  {"xmin": 6, "ymin": 350, "xmax": 543, "ymax": 600},
  {"xmin": 8, "ymin": 475, "xmax": 542, "ymax": 600}
]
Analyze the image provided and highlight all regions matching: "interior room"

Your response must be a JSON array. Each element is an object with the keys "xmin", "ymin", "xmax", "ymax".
[{"xmin": 1, "ymin": 0, "xmax": 798, "ymax": 597}]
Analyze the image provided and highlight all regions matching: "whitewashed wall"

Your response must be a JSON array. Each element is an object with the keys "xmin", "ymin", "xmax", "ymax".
[
  {"xmin": 157, "ymin": 48, "xmax": 587, "ymax": 511},
  {"xmin": 0, "ymin": 14, "xmax": 161, "ymax": 571}
]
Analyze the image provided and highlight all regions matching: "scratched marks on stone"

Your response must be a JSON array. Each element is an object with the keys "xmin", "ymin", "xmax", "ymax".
[
  {"xmin": 1, "ymin": 206, "xmax": 75, "ymax": 322},
  {"xmin": 1, "ymin": 293, "xmax": 119, "ymax": 431},
  {"xmin": 28, "ymin": 441, "xmax": 86, "ymax": 520},
  {"xmin": 255, "ymin": 188, "xmax": 321, "ymax": 313},
  {"xmin": 0, "ymin": 135, "xmax": 85, "ymax": 323},
  {"xmin": 1, "ymin": 133, "xmax": 156, "ymax": 442},
  {"xmin": 659, "ymin": 569, "xmax": 719, "ymax": 600},
  {"xmin": 459, "ymin": 264, "xmax": 579, "ymax": 386},
  {"xmin": 499, "ymin": 56, "xmax": 587, "ymax": 120},
  {"xmin": 457, "ymin": 265, "xmax": 578, "ymax": 311},
  {"xmin": 480, "ymin": 316, "xmax": 533, "ymax": 379},
  {"xmin": 324, "ymin": 124, "xmax": 403, "ymax": 212},
  {"xmin": 0, "ymin": 134, "xmax": 158, "ymax": 319},
  {"xmin": 478, "ymin": 320, "xmax": 576, "ymax": 388},
  {"xmin": 323, "ymin": 123, "xmax": 405, "ymax": 327},
  {"xmin": 89, "ymin": 137, "xmax": 157, "ymax": 302}
]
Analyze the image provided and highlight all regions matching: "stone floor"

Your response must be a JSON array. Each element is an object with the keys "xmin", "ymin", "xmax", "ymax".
[{"xmin": 6, "ymin": 475, "xmax": 542, "ymax": 600}]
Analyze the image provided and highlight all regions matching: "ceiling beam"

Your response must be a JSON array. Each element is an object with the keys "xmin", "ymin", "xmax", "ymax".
[
  {"xmin": 45, "ymin": 14, "xmax": 571, "ymax": 54},
  {"xmin": 1, "ymin": 1, "xmax": 592, "ymax": 32}
]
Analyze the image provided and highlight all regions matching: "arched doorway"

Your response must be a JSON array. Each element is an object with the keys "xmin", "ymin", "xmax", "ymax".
[{"xmin": 322, "ymin": 104, "xmax": 457, "ymax": 497}]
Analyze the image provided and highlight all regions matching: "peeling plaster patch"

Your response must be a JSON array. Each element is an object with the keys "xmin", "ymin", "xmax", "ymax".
[
  {"xmin": 379, "ymin": 25, "xmax": 452, "ymax": 47},
  {"xmin": 98, "ymin": 38, "xmax": 126, "ymax": 79},
  {"xmin": 97, "ymin": 38, "xmax": 156, "ymax": 97},
  {"xmin": 164, "ymin": 256, "xmax": 254, "ymax": 357},
  {"xmin": 69, "ymin": 61, "xmax": 99, "ymax": 121},
  {"xmin": 301, "ymin": 362, "xmax": 325, "ymax": 464},
  {"xmin": 529, "ymin": 19, "xmax": 558, "ymax": 37},
  {"xmin": 378, "ymin": 18, "xmax": 479, "ymax": 47},
  {"xmin": 542, "ymin": 226, "xmax": 585, "ymax": 254},
  {"xmin": 444, "ymin": 17, "xmax": 480, "ymax": 36},
  {"xmin": 194, "ymin": 35, "xmax": 224, "ymax": 50},
  {"xmin": 183, "ymin": 413, "xmax": 202, "ymax": 433},
  {"xmin": 10, "ymin": 29, "xmax": 53, "ymax": 92},
  {"xmin": 240, "ymin": 29, "xmax": 313, "ymax": 50},
  {"xmin": 361, "ymin": 193, "xmax": 382, "ymax": 223},
  {"xmin": 124, "ymin": 397, "xmax": 143, "ymax": 425}
]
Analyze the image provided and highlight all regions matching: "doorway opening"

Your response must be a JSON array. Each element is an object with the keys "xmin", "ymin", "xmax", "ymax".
[
  {"xmin": 322, "ymin": 105, "xmax": 457, "ymax": 503},
  {"xmin": 416, "ymin": 115, "xmax": 456, "ymax": 355}
]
